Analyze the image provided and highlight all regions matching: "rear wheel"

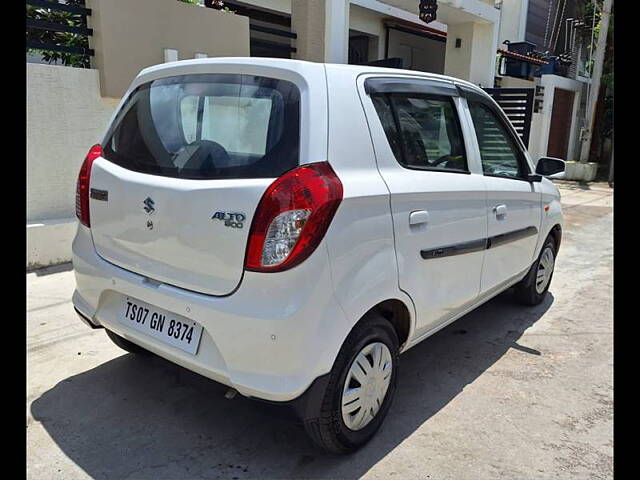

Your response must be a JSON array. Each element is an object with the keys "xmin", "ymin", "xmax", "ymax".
[
  {"xmin": 304, "ymin": 313, "xmax": 399, "ymax": 453},
  {"xmin": 105, "ymin": 329, "xmax": 151, "ymax": 355},
  {"xmin": 515, "ymin": 235, "xmax": 557, "ymax": 305}
]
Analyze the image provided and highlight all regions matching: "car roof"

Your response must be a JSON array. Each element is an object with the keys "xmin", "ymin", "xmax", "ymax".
[{"xmin": 136, "ymin": 57, "xmax": 488, "ymax": 98}]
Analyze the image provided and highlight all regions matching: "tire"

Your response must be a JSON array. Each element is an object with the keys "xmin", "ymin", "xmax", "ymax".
[
  {"xmin": 105, "ymin": 329, "xmax": 151, "ymax": 355},
  {"xmin": 515, "ymin": 235, "xmax": 557, "ymax": 306},
  {"xmin": 304, "ymin": 312, "xmax": 399, "ymax": 454}
]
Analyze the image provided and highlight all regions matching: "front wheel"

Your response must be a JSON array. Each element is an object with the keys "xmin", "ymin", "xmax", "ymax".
[
  {"xmin": 515, "ymin": 236, "xmax": 557, "ymax": 305},
  {"xmin": 304, "ymin": 313, "xmax": 399, "ymax": 453}
]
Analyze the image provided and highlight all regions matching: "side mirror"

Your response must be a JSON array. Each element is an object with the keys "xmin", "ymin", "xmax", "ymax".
[{"xmin": 535, "ymin": 157, "xmax": 566, "ymax": 179}]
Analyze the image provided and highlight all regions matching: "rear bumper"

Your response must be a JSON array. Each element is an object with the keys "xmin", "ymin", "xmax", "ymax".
[
  {"xmin": 71, "ymin": 224, "xmax": 349, "ymax": 403},
  {"xmin": 74, "ymin": 307, "xmax": 103, "ymax": 329}
]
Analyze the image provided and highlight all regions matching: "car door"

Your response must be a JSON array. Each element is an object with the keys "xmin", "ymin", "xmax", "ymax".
[
  {"xmin": 459, "ymin": 86, "xmax": 542, "ymax": 294},
  {"xmin": 359, "ymin": 76, "xmax": 487, "ymax": 340}
]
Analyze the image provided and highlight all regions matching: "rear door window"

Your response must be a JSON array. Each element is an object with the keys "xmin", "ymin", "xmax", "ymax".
[
  {"xmin": 103, "ymin": 74, "xmax": 300, "ymax": 179},
  {"xmin": 467, "ymin": 101, "xmax": 528, "ymax": 179},
  {"xmin": 371, "ymin": 93, "xmax": 468, "ymax": 173}
]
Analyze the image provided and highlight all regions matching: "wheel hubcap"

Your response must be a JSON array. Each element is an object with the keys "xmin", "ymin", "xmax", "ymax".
[
  {"xmin": 341, "ymin": 342, "xmax": 393, "ymax": 431},
  {"xmin": 535, "ymin": 246, "xmax": 555, "ymax": 294}
]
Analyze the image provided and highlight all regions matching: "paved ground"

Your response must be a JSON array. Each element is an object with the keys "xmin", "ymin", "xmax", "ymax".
[{"xmin": 27, "ymin": 182, "xmax": 613, "ymax": 480}]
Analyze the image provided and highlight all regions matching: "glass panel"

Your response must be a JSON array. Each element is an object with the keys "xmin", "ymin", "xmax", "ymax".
[
  {"xmin": 468, "ymin": 101, "xmax": 523, "ymax": 178},
  {"xmin": 371, "ymin": 92, "xmax": 467, "ymax": 172},
  {"xmin": 103, "ymin": 74, "xmax": 300, "ymax": 180}
]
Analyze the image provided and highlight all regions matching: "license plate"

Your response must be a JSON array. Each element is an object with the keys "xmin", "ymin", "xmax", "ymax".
[{"xmin": 119, "ymin": 297, "xmax": 203, "ymax": 355}]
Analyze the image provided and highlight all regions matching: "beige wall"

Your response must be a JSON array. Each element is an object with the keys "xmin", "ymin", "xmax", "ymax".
[
  {"xmin": 27, "ymin": 64, "xmax": 119, "ymax": 222},
  {"xmin": 500, "ymin": 76, "xmax": 535, "ymax": 88},
  {"xmin": 88, "ymin": 0, "xmax": 250, "ymax": 98},
  {"xmin": 27, "ymin": 63, "xmax": 120, "ymax": 268},
  {"xmin": 291, "ymin": 0, "xmax": 327, "ymax": 62}
]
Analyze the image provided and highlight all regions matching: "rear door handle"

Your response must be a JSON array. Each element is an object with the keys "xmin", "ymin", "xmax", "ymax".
[
  {"xmin": 493, "ymin": 204, "xmax": 507, "ymax": 219},
  {"xmin": 409, "ymin": 210, "xmax": 429, "ymax": 226}
]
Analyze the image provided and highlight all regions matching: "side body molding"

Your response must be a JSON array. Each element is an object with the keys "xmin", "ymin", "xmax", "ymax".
[{"xmin": 421, "ymin": 226, "xmax": 539, "ymax": 260}]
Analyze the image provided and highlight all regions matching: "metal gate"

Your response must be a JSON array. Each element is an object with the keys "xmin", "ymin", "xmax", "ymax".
[{"xmin": 483, "ymin": 88, "xmax": 534, "ymax": 147}]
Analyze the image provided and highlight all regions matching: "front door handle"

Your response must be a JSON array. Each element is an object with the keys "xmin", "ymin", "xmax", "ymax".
[
  {"xmin": 409, "ymin": 210, "xmax": 429, "ymax": 226},
  {"xmin": 493, "ymin": 204, "xmax": 507, "ymax": 219}
]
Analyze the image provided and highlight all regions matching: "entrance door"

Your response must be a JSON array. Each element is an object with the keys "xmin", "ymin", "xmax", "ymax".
[{"xmin": 547, "ymin": 88, "xmax": 575, "ymax": 159}]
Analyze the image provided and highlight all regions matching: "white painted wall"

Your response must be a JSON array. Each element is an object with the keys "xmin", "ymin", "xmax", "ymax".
[
  {"xmin": 351, "ymin": 0, "xmax": 447, "ymax": 33},
  {"xmin": 248, "ymin": 0, "xmax": 449, "ymax": 36},
  {"xmin": 349, "ymin": 4, "xmax": 386, "ymax": 60},
  {"xmin": 445, "ymin": 21, "xmax": 498, "ymax": 87},
  {"xmin": 383, "ymin": 0, "xmax": 499, "ymax": 24},
  {"xmin": 325, "ymin": 0, "xmax": 351, "ymax": 63},
  {"xmin": 349, "ymin": 3, "xmax": 383, "ymax": 35},
  {"xmin": 27, "ymin": 63, "xmax": 120, "ymax": 268},
  {"xmin": 247, "ymin": 0, "xmax": 450, "ymax": 65},
  {"xmin": 498, "ymin": 0, "xmax": 529, "ymax": 44},
  {"xmin": 248, "ymin": 0, "xmax": 497, "ymax": 84}
]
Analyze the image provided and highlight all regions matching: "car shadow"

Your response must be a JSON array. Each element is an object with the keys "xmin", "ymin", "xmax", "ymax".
[
  {"xmin": 30, "ymin": 290, "xmax": 554, "ymax": 479},
  {"xmin": 28, "ymin": 262, "xmax": 73, "ymax": 276},
  {"xmin": 553, "ymin": 180, "xmax": 592, "ymax": 191}
]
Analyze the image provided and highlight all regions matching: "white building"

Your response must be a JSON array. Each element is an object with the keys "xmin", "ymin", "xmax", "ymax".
[{"xmin": 227, "ymin": 0, "xmax": 502, "ymax": 88}]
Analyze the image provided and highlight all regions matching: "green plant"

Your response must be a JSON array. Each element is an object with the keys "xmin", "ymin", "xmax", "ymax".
[
  {"xmin": 180, "ymin": 1, "xmax": 234, "ymax": 13},
  {"xmin": 579, "ymin": 0, "xmax": 613, "ymax": 172},
  {"xmin": 180, "ymin": 0, "xmax": 234, "ymax": 13},
  {"xmin": 26, "ymin": 0, "xmax": 91, "ymax": 68}
]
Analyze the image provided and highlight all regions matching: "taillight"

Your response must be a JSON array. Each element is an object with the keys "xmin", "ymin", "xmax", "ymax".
[
  {"xmin": 245, "ymin": 162, "xmax": 343, "ymax": 272},
  {"xmin": 75, "ymin": 144, "xmax": 102, "ymax": 227}
]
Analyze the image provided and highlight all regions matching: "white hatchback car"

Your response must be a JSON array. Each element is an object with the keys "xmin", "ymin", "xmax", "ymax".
[{"xmin": 72, "ymin": 58, "xmax": 564, "ymax": 453}]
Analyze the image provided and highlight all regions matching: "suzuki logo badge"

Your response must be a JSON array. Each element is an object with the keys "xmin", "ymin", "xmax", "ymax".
[{"xmin": 143, "ymin": 197, "xmax": 155, "ymax": 214}]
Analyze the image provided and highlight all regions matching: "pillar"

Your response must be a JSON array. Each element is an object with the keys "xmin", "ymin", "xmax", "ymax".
[
  {"xmin": 291, "ymin": 0, "xmax": 350, "ymax": 63},
  {"xmin": 444, "ymin": 20, "xmax": 499, "ymax": 87}
]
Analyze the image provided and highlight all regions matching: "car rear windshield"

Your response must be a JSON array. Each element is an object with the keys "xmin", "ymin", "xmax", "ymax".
[{"xmin": 102, "ymin": 73, "xmax": 300, "ymax": 179}]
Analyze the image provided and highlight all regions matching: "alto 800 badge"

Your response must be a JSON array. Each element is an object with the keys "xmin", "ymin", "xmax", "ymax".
[{"xmin": 212, "ymin": 211, "xmax": 246, "ymax": 229}]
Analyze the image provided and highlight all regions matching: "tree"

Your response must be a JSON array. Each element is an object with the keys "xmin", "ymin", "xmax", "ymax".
[
  {"xmin": 580, "ymin": 0, "xmax": 613, "ymax": 174},
  {"xmin": 590, "ymin": 8, "xmax": 613, "ymax": 177},
  {"xmin": 26, "ymin": 0, "xmax": 91, "ymax": 68}
]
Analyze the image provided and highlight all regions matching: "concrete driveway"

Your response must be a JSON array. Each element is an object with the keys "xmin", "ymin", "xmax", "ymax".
[{"xmin": 27, "ymin": 182, "xmax": 613, "ymax": 480}]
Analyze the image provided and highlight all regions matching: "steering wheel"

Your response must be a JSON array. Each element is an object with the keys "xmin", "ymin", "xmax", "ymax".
[
  {"xmin": 181, "ymin": 139, "xmax": 230, "ymax": 175},
  {"xmin": 431, "ymin": 154, "xmax": 453, "ymax": 166}
]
